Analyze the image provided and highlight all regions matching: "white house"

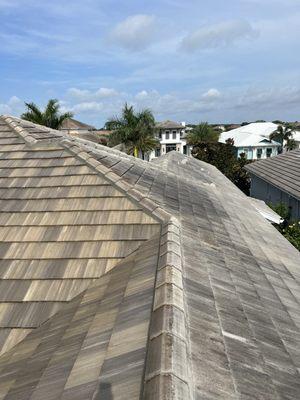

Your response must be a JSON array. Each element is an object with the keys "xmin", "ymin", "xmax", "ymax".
[
  {"xmin": 149, "ymin": 120, "xmax": 192, "ymax": 160},
  {"xmin": 219, "ymin": 122, "xmax": 281, "ymax": 160},
  {"xmin": 291, "ymin": 130, "xmax": 300, "ymax": 149}
]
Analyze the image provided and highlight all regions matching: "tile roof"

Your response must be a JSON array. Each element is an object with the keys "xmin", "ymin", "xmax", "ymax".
[
  {"xmin": 0, "ymin": 115, "xmax": 300, "ymax": 399},
  {"xmin": 60, "ymin": 117, "xmax": 95, "ymax": 131},
  {"xmin": 245, "ymin": 149, "xmax": 300, "ymax": 201},
  {"xmin": 156, "ymin": 120, "xmax": 183, "ymax": 130}
]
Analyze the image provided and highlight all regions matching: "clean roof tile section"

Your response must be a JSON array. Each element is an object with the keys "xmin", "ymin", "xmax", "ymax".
[
  {"xmin": 245, "ymin": 149, "xmax": 300, "ymax": 200},
  {"xmin": 0, "ymin": 116, "xmax": 300, "ymax": 400}
]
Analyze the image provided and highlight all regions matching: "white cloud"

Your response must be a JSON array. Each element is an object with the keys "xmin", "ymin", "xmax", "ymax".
[
  {"xmin": 68, "ymin": 101, "xmax": 104, "ymax": 114},
  {"xmin": 95, "ymin": 87, "xmax": 118, "ymax": 98},
  {"xmin": 109, "ymin": 14, "xmax": 157, "ymax": 51},
  {"xmin": 202, "ymin": 88, "xmax": 221, "ymax": 100},
  {"xmin": 135, "ymin": 90, "xmax": 152, "ymax": 100},
  {"xmin": 68, "ymin": 87, "xmax": 119, "ymax": 101},
  {"xmin": 0, "ymin": 96, "xmax": 23, "ymax": 115},
  {"xmin": 181, "ymin": 20, "xmax": 258, "ymax": 52}
]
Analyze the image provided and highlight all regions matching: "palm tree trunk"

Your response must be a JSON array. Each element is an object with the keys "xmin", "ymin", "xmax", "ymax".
[{"xmin": 134, "ymin": 147, "xmax": 138, "ymax": 157}]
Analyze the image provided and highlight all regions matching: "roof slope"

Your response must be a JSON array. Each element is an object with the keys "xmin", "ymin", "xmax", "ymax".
[
  {"xmin": 220, "ymin": 122, "xmax": 280, "ymax": 147},
  {"xmin": 60, "ymin": 117, "xmax": 95, "ymax": 131},
  {"xmin": 0, "ymin": 116, "xmax": 300, "ymax": 399},
  {"xmin": 245, "ymin": 149, "xmax": 300, "ymax": 200},
  {"xmin": 0, "ymin": 116, "xmax": 160, "ymax": 356},
  {"xmin": 156, "ymin": 120, "xmax": 183, "ymax": 129}
]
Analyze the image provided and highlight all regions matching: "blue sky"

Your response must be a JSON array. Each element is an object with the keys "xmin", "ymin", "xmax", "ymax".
[{"xmin": 0, "ymin": 0, "xmax": 300, "ymax": 127}]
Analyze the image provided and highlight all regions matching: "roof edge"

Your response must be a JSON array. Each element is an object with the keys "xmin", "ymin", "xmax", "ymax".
[{"xmin": 245, "ymin": 165, "xmax": 300, "ymax": 202}]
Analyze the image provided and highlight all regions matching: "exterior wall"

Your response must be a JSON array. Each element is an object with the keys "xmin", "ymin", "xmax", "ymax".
[
  {"xmin": 250, "ymin": 175, "xmax": 300, "ymax": 220},
  {"xmin": 237, "ymin": 145, "xmax": 279, "ymax": 160},
  {"xmin": 149, "ymin": 128, "xmax": 192, "ymax": 161}
]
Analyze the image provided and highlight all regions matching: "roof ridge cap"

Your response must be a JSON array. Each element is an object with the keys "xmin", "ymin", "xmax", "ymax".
[
  {"xmin": 61, "ymin": 138, "xmax": 172, "ymax": 223},
  {"xmin": 142, "ymin": 218, "xmax": 193, "ymax": 399},
  {"xmin": 2, "ymin": 115, "xmax": 38, "ymax": 145}
]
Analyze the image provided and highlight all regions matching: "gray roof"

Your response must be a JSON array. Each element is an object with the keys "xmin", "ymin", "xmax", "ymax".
[
  {"xmin": 156, "ymin": 120, "xmax": 183, "ymax": 129},
  {"xmin": 245, "ymin": 149, "xmax": 300, "ymax": 201},
  {"xmin": 60, "ymin": 117, "xmax": 95, "ymax": 131},
  {"xmin": 0, "ymin": 115, "xmax": 300, "ymax": 399}
]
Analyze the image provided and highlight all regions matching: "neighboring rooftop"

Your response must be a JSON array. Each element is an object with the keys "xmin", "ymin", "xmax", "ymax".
[
  {"xmin": 60, "ymin": 117, "xmax": 96, "ymax": 131},
  {"xmin": 0, "ymin": 115, "xmax": 300, "ymax": 400},
  {"xmin": 245, "ymin": 149, "xmax": 300, "ymax": 201},
  {"xmin": 220, "ymin": 122, "xmax": 280, "ymax": 147},
  {"xmin": 156, "ymin": 120, "xmax": 184, "ymax": 130}
]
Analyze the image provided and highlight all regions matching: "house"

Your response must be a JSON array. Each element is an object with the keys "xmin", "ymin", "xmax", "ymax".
[
  {"xmin": 149, "ymin": 120, "xmax": 192, "ymax": 160},
  {"xmin": 245, "ymin": 149, "xmax": 300, "ymax": 220},
  {"xmin": 61, "ymin": 117, "xmax": 110, "ymax": 144},
  {"xmin": 0, "ymin": 115, "xmax": 300, "ymax": 399},
  {"xmin": 219, "ymin": 122, "xmax": 281, "ymax": 160},
  {"xmin": 291, "ymin": 129, "xmax": 300, "ymax": 149}
]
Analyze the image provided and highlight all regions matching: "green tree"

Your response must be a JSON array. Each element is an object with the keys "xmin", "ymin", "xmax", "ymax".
[
  {"xmin": 106, "ymin": 103, "xmax": 158, "ymax": 159},
  {"xmin": 270, "ymin": 124, "xmax": 297, "ymax": 151},
  {"xmin": 21, "ymin": 99, "xmax": 73, "ymax": 129},
  {"xmin": 191, "ymin": 139, "xmax": 251, "ymax": 195},
  {"xmin": 280, "ymin": 222, "xmax": 300, "ymax": 251},
  {"xmin": 186, "ymin": 122, "xmax": 219, "ymax": 146}
]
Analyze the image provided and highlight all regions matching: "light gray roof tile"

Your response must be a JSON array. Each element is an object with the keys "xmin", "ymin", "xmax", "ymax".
[{"xmin": 0, "ymin": 115, "xmax": 299, "ymax": 399}]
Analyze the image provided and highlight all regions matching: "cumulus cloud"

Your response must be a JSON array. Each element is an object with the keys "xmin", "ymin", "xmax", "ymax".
[
  {"xmin": 202, "ymin": 88, "xmax": 221, "ymax": 100},
  {"xmin": 181, "ymin": 20, "xmax": 258, "ymax": 52},
  {"xmin": 68, "ymin": 87, "xmax": 119, "ymax": 101},
  {"xmin": 66, "ymin": 101, "xmax": 104, "ymax": 114},
  {"xmin": 109, "ymin": 14, "xmax": 157, "ymax": 51},
  {"xmin": 0, "ymin": 96, "xmax": 23, "ymax": 115}
]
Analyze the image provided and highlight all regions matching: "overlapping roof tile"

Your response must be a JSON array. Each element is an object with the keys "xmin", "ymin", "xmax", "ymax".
[{"xmin": 0, "ymin": 115, "xmax": 299, "ymax": 399}]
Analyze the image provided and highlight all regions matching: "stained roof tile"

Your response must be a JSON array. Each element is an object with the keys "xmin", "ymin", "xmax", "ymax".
[{"xmin": 0, "ymin": 115, "xmax": 299, "ymax": 399}]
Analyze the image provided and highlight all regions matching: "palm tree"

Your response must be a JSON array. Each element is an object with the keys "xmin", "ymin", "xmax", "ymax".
[
  {"xmin": 21, "ymin": 99, "xmax": 73, "ymax": 129},
  {"xmin": 270, "ymin": 124, "xmax": 297, "ymax": 152},
  {"xmin": 106, "ymin": 103, "xmax": 158, "ymax": 159},
  {"xmin": 186, "ymin": 122, "xmax": 220, "ymax": 146}
]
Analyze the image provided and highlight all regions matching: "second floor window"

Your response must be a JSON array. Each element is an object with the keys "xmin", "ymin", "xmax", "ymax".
[
  {"xmin": 266, "ymin": 148, "xmax": 272, "ymax": 157},
  {"xmin": 165, "ymin": 132, "xmax": 169, "ymax": 139},
  {"xmin": 172, "ymin": 131, "xmax": 176, "ymax": 139}
]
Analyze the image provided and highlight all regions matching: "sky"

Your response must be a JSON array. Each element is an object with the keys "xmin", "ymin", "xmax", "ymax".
[{"xmin": 0, "ymin": 0, "xmax": 300, "ymax": 127}]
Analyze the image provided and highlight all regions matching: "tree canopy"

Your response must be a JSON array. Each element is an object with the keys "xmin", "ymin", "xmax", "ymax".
[
  {"xmin": 270, "ymin": 124, "xmax": 297, "ymax": 151},
  {"xmin": 106, "ymin": 103, "xmax": 158, "ymax": 158},
  {"xmin": 191, "ymin": 139, "xmax": 251, "ymax": 195},
  {"xmin": 186, "ymin": 122, "xmax": 219, "ymax": 146},
  {"xmin": 21, "ymin": 99, "xmax": 73, "ymax": 129}
]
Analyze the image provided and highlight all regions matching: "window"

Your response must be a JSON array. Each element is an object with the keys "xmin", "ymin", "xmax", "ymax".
[
  {"xmin": 266, "ymin": 148, "xmax": 272, "ymax": 158},
  {"xmin": 257, "ymin": 148, "xmax": 262, "ymax": 159},
  {"xmin": 166, "ymin": 144, "xmax": 176, "ymax": 153},
  {"xmin": 242, "ymin": 148, "xmax": 248, "ymax": 158},
  {"xmin": 172, "ymin": 131, "xmax": 177, "ymax": 139},
  {"xmin": 165, "ymin": 132, "xmax": 170, "ymax": 139},
  {"xmin": 155, "ymin": 148, "xmax": 161, "ymax": 157}
]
